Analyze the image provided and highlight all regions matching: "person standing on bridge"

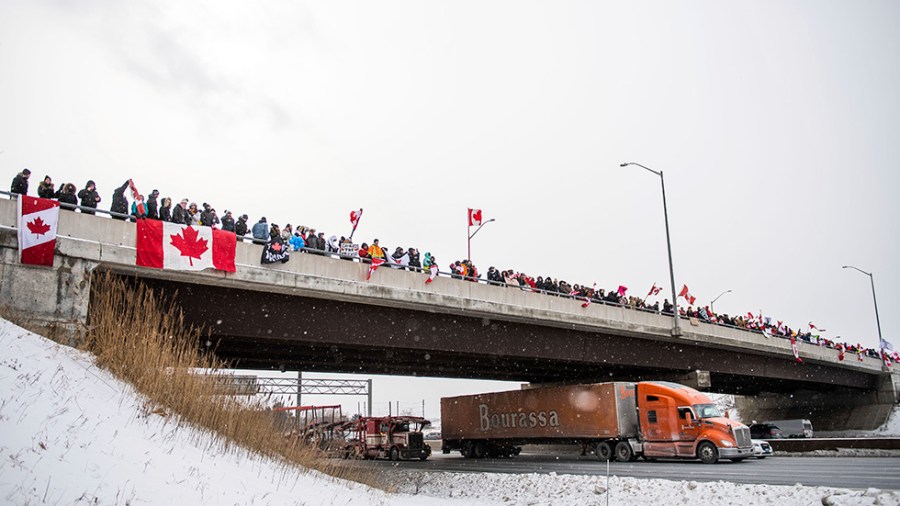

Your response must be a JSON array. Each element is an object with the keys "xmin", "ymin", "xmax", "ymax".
[
  {"xmin": 10, "ymin": 168, "xmax": 30, "ymax": 195},
  {"xmin": 110, "ymin": 180, "xmax": 130, "ymax": 220},
  {"xmin": 368, "ymin": 239, "xmax": 385, "ymax": 261},
  {"xmin": 146, "ymin": 189, "xmax": 160, "ymax": 219},
  {"xmin": 158, "ymin": 197, "xmax": 172, "ymax": 222},
  {"xmin": 171, "ymin": 199, "xmax": 188, "ymax": 224},
  {"xmin": 77, "ymin": 180, "xmax": 101, "ymax": 215},
  {"xmin": 252, "ymin": 217, "xmax": 268, "ymax": 242},
  {"xmin": 56, "ymin": 183, "xmax": 78, "ymax": 210},
  {"xmin": 37, "ymin": 175, "xmax": 55, "ymax": 199},
  {"xmin": 234, "ymin": 214, "xmax": 249, "ymax": 240}
]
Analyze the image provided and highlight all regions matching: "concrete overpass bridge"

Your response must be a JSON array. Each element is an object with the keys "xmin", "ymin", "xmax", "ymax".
[{"xmin": 0, "ymin": 197, "xmax": 896, "ymax": 430}]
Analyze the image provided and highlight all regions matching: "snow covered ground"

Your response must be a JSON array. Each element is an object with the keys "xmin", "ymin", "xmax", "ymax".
[{"xmin": 1, "ymin": 318, "xmax": 898, "ymax": 505}]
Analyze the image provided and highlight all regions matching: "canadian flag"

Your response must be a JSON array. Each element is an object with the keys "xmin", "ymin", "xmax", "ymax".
[
  {"xmin": 367, "ymin": 257, "xmax": 386, "ymax": 281},
  {"xmin": 425, "ymin": 264, "xmax": 439, "ymax": 284},
  {"xmin": 136, "ymin": 219, "xmax": 236, "ymax": 272},
  {"xmin": 18, "ymin": 196, "xmax": 60, "ymax": 266},
  {"xmin": 128, "ymin": 179, "xmax": 146, "ymax": 217},
  {"xmin": 350, "ymin": 208, "xmax": 363, "ymax": 229},
  {"xmin": 468, "ymin": 208, "xmax": 482, "ymax": 227},
  {"xmin": 790, "ymin": 335, "xmax": 804, "ymax": 364},
  {"xmin": 647, "ymin": 283, "xmax": 662, "ymax": 297},
  {"xmin": 678, "ymin": 284, "xmax": 696, "ymax": 305},
  {"xmin": 809, "ymin": 322, "xmax": 826, "ymax": 332}
]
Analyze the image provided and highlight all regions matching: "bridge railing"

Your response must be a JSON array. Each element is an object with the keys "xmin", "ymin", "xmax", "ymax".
[{"xmin": 1, "ymin": 190, "xmax": 883, "ymax": 361}]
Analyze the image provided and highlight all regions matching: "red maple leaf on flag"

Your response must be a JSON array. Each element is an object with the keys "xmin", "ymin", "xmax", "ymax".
[
  {"xmin": 271, "ymin": 241, "xmax": 282, "ymax": 251},
  {"xmin": 27, "ymin": 216, "xmax": 51, "ymax": 236},
  {"xmin": 170, "ymin": 226, "xmax": 208, "ymax": 266}
]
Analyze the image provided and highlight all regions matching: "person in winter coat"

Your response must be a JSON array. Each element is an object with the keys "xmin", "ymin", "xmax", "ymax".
[
  {"xmin": 251, "ymin": 217, "xmax": 268, "ymax": 242},
  {"xmin": 131, "ymin": 197, "xmax": 147, "ymax": 219},
  {"xmin": 290, "ymin": 231, "xmax": 305, "ymax": 251},
  {"xmin": 37, "ymin": 175, "xmax": 55, "ymax": 199},
  {"xmin": 146, "ymin": 190, "xmax": 160, "ymax": 219},
  {"xmin": 408, "ymin": 248, "xmax": 421, "ymax": 270},
  {"xmin": 10, "ymin": 168, "xmax": 31, "ymax": 195},
  {"xmin": 77, "ymin": 180, "xmax": 101, "ymax": 215},
  {"xmin": 368, "ymin": 239, "xmax": 385, "ymax": 260},
  {"xmin": 110, "ymin": 181, "xmax": 130, "ymax": 220},
  {"xmin": 171, "ymin": 199, "xmax": 188, "ymax": 224},
  {"xmin": 158, "ymin": 197, "xmax": 172, "ymax": 222},
  {"xmin": 187, "ymin": 202, "xmax": 201, "ymax": 226},
  {"xmin": 305, "ymin": 229, "xmax": 318, "ymax": 252},
  {"xmin": 423, "ymin": 252, "xmax": 434, "ymax": 273},
  {"xmin": 220, "ymin": 210, "xmax": 235, "ymax": 232},
  {"xmin": 56, "ymin": 183, "xmax": 78, "ymax": 210},
  {"xmin": 358, "ymin": 242, "xmax": 370, "ymax": 263},
  {"xmin": 326, "ymin": 235, "xmax": 339, "ymax": 255},
  {"xmin": 234, "ymin": 214, "xmax": 249, "ymax": 239},
  {"xmin": 281, "ymin": 224, "xmax": 293, "ymax": 243}
]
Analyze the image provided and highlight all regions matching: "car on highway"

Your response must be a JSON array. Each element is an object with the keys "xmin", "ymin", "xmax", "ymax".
[
  {"xmin": 749, "ymin": 423, "xmax": 783, "ymax": 439},
  {"xmin": 751, "ymin": 439, "xmax": 773, "ymax": 459}
]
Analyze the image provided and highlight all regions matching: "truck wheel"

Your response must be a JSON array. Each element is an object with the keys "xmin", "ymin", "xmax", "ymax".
[
  {"xmin": 472, "ymin": 442, "xmax": 486, "ymax": 459},
  {"xmin": 730, "ymin": 457, "xmax": 747, "ymax": 463},
  {"xmin": 595, "ymin": 442, "xmax": 613, "ymax": 461},
  {"xmin": 461, "ymin": 442, "xmax": 473, "ymax": 458},
  {"xmin": 697, "ymin": 441, "xmax": 718, "ymax": 464},
  {"xmin": 389, "ymin": 447, "xmax": 400, "ymax": 461},
  {"xmin": 614, "ymin": 441, "xmax": 634, "ymax": 462}
]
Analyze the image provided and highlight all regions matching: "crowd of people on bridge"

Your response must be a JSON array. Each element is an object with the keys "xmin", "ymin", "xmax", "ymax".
[{"xmin": 8, "ymin": 168, "xmax": 898, "ymax": 365}]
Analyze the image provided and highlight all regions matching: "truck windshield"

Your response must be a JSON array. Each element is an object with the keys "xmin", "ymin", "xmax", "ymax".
[{"xmin": 693, "ymin": 404, "xmax": 723, "ymax": 419}]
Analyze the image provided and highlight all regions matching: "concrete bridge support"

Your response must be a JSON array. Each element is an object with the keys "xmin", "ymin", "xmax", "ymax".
[
  {"xmin": 0, "ymin": 227, "xmax": 93, "ymax": 344},
  {"xmin": 735, "ymin": 373, "xmax": 900, "ymax": 431}
]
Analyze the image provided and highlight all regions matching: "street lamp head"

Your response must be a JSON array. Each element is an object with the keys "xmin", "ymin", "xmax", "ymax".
[
  {"xmin": 619, "ymin": 163, "xmax": 629, "ymax": 167},
  {"xmin": 842, "ymin": 265, "xmax": 850, "ymax": 269}
]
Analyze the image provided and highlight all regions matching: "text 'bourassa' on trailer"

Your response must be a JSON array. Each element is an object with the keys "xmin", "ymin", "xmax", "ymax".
[{"xmin": 441, "ymin": 381, "xmax": 753, "ymax": 464}]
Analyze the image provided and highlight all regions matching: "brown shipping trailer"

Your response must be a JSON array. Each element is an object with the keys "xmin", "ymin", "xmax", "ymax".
[{"xmin": 441, "ymin": 381, "xmax": 753, "ymax": 463}]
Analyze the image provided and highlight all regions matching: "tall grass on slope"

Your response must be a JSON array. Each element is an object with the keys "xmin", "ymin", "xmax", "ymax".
[{"xmin": 81, "ymin": 273, "xmax": 371, "ymax": 487}]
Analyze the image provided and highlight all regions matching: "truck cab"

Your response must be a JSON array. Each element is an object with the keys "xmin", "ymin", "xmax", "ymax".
[
  {"xmin": 636, "ymin": 382, "xmax": 752, "ymax": 463},
  {"xmin": 350, "ymin": 416, "xmax": 432, "ymax": 461}
]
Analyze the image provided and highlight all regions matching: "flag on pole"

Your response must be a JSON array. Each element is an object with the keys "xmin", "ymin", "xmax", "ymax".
[
  {"xmin": 617, "ymin": 285, "xmax": 628, "ymax": 297},
  {"xmin": 128, "ymin": 179, "xmax": 146, "ymax": 217},
  {"xmin": 350, "ymin": 208, "xmax": 363, "ymax": 229},
  {"xmin": 18, "ymin": 196, "xmax": 60, "ymax": 266},
  {"xmin": 468, "ymin": 208, "xmax": 483, "ymax": 227},
  {"xmin": 136, "ymin": 219, "xmax": 236, "ymax": 272},
  {"xmin": 647, "ymin": 283, "xmax": 662, "ymax": 297},
  {"xmin": 425, "ymin": 264, "xmax": 439, "ymax": 284},
  {"xmin": 809, "ymin": 322, "xmax": 826, "ymax": 332},
  {"xmin": 790, "ymin": 335, "xmax": 804, "ymax": 364},
  {"xmin": 880, "ymin": 338, "xmax": 894, "ymax": 353},
  {"xmin": 367, "ymin": 257, "xmax": 385, "ymax": 281},
  {"xmin": 678, "ymin": 285, "xmax": 696, "ymax": 305}
]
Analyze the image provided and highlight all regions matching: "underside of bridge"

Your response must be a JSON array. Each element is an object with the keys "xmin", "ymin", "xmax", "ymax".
[{"xmin": 103, "ymin": 273, "xmax": 880, "ymax": 401}]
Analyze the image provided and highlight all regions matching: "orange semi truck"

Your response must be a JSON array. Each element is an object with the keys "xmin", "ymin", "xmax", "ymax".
[{"xmin": 441, "ymin": 381, "xmax": 753, "ymax": 464}]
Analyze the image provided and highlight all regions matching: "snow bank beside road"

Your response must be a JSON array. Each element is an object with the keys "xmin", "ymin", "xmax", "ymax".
[
  {"xmin": 400, "ymin": 472, "xmax": 900, "ymax": 506},
  {"xmin": 1, "ymin": 317, "xmax": 897, "ymax": 505}
]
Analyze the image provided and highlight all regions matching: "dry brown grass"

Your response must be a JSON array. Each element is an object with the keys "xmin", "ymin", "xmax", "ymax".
[{"xmin": 80, "ymin": 273, "xmax": 379, "ymax": 489}]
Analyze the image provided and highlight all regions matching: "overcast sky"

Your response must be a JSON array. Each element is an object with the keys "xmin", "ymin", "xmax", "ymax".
[{"xmin": 2, "ymin": 1, "xmax": 898, "ymax": 418}]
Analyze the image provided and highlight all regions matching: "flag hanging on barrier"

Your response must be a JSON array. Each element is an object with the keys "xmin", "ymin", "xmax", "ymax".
[
  {"xmin": 137, "ymin": 219, "xmax": 236, "ymax": 272},
  {"xmin": 790, "ymin": 336, "xmax": 803, "ymax": 364},
  {"xmin": 18, "ymin": 196, "xmax": 60, "ymax": 267}
]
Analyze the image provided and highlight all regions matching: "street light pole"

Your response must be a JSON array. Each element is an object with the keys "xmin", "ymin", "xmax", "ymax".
[
  {"xmin": 710, "ymin": 289, "xmax": 733, "ymax": 314},
  {"xmin": 842, "ymin": 265, "xmax": 884, "ymax": 347},
  {"xmin": 467, "ymin": 218, "xmax": 496, "ymax": 262},
  {"xmin": 621, "ymin": 162, "xmax": 681, "ymax": 336}
]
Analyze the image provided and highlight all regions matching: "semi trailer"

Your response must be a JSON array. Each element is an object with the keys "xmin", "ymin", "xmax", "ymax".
[{"xmin": 441, "ymin": 381, "xmax": 752, "ymax": 464}]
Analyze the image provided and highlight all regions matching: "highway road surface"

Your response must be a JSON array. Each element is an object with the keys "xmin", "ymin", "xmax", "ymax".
[{"xmin": 365, "ymin": 452, "xmax": 900, "ymax": 490}]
